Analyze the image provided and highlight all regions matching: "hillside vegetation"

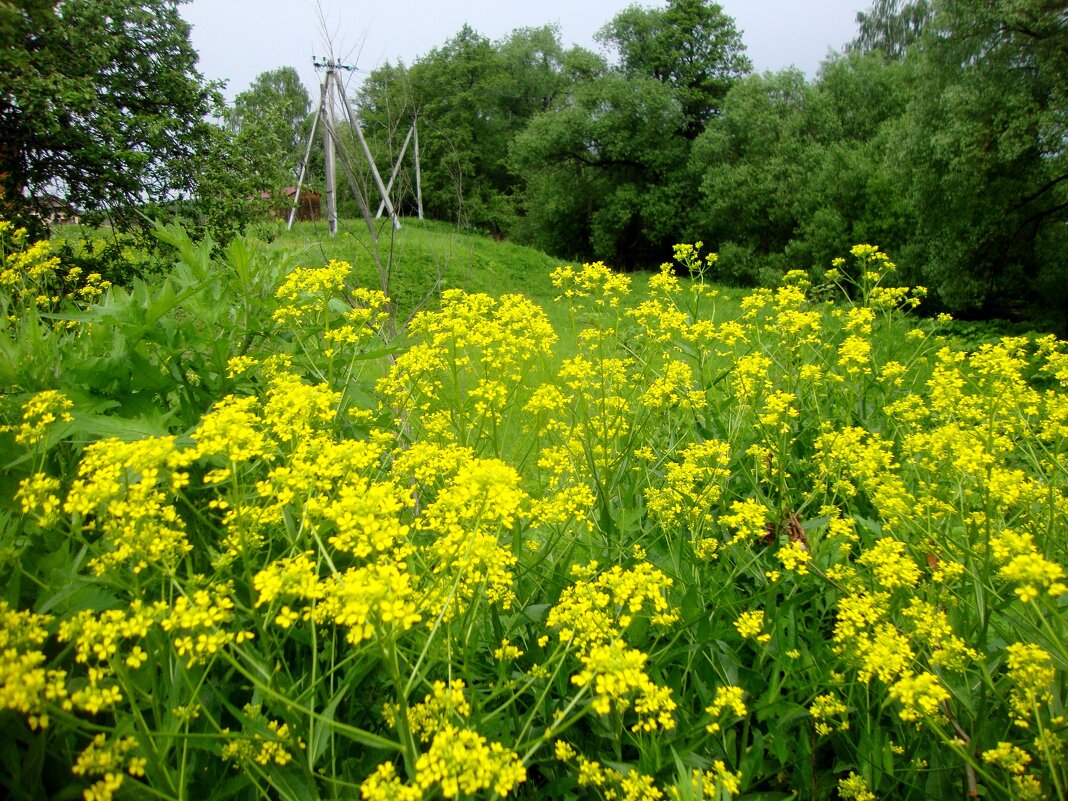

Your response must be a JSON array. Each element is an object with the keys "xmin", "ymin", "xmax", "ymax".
[
  {"xmin": 2, "ymin": 219, "xmax": 1066, "ymax": 800},
  {"xmin": 339, "ymin": 0, "xmax": 1068, "ymax": 329},
  {"xmin": 12, "ymin": 1, "xmax": 1066, "ymax": 329}
]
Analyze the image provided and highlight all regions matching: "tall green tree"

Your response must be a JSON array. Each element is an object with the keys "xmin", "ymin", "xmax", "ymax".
[
  {"xmin": 227, "ymin": 66, "xmax": 312, "ymax": 180},
  {"xmin": 691, "ymin": 69, "xmax": 816, "ymax": 280},
  {"xmin": 690, "ymin": 52, "xmax": 915, "ymax": 285},
  {"xmin": 0, "ymin": 0, "xmax": 218, "ymax": 227},
  {"xmin": 788, "ymin": 51, "xmax": 915, "ymax": 274},
  {"xmin": 598, "ymin": 0, "xmax": 751, "ymax": 137},
  {"xmin": 892, "ymin": 0, "xmax": 1068, "ymax": 319},
  {"xmin": 851, "ymin": 0, "xmax": 933, "ymax": 59},
  {"xmin": 357, "ymin": 25, "xmax": 594, "ymax": 233},
  {"xmin": 494, "ymin": 26, "xmax": 574, "ymax": 116},
  {"xmin": 510, "ymin": 74, "xmax": 688, "ymax": 264},
  {"xmin": 506, "ymin": 1, "xmax": 750, "ymax": 262},
  {"xmin": 357, "ymin": 26, "xmax": 505, "ymax": 229}
]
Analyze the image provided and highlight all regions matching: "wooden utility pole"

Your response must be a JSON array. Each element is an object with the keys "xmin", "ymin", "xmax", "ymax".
[
  {"xmin": 293, "ymin": 57, "xmax": 404, "ymax": 237},
  {"xmin": 413, "ymin": 118, "xmax": 423, "ymax": 220},
  {"xmin": 322, "ymin": 66, "xmax": 337, "ymax": 236},
  {"xmin": 376, "ymin": 124, "xmax": 414, "ymax": 219},
  {"xmin": 336, "ymin": 87, "xmax": 399, "ymax": 229},
  {"xmin": 372, "ymin": 119, "xmax": 423, "ymax": 221}
]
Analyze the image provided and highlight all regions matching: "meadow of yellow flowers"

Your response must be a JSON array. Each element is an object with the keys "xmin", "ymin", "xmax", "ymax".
[{"xmin": 1, "ymin": 222, "xmax": 1066, "ymax": 800}]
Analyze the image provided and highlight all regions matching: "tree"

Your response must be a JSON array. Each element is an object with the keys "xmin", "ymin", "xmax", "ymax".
[
  {"xmin": 598, "ymin": 0, "xmax": 751, "ymax": 137},
  {"xmin": 851, "ymin": 0, "xmax": 933, "ymax": 59},
  {"xmin": 494, "ymin": 25, "xmax": 573, "ymax": 116},
  {"xmin": 691, "ymin": 69, "xmax": 816, "ymax": 277},
  {"xmin": 891, "ymin": 0, "xmax": 1068, "ymax": 320},
  {"xmin": 505, "ymin": 2, "xmax": 751, "ymax": 262},
  {"xmin": 690, "ymin": 53, "xmax": 917, "ymax": 285},
  {"xmin": 357, "ymin": 25, "xmax": 596, "ymax": 233},
  {"xmin": 788, "ymin": 51, "xmax": 916, "ymax": 275},
  {"xmin": 0, "ymin": 0, "xmax": 219, "ymax": 228},
  {"xmin": 510, "ymin": 74, "xmax": 688, "ymax": 264},
  {"xmin": 356, "ymin": 26, "xmax": 503, "ymax": 229},
  {"xmin": 226, "ymin": 66, "xmax": 312, "ymax": 179}
]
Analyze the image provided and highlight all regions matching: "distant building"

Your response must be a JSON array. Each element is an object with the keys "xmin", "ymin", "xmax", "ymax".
[
  {"xmin": 33, "ymin": 194, "xmax": 80, "ymax": 225},
  {"xmin": 261, "ymin": 187, "xmax": 320, "ymax": 222}
]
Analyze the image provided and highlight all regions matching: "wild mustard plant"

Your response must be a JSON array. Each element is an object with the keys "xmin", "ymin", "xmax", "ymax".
[
  {"xmin": 1, "ymin": 235, "xmax": 1066, "ymax": 801},
  {"xmin": 0, "ymin": 221, "xmax": 112, "ymax": 324}
]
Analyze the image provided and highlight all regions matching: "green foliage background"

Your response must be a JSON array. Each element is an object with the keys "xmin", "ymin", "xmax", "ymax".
[{"xmin": 346, "ymin": 0, "xmax": 1068, "ymax": 329}]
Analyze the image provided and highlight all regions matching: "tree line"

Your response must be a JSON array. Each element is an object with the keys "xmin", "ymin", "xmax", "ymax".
[
  {"xmin": 3, "ymin": 0, "xmax": 1066, "ymax": 327},
  {"xmin": 345, "ymin": 0, "xmax": 1068, "ymax": 326}
]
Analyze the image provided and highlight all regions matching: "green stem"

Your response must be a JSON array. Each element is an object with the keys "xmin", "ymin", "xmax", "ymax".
[{"xmin": 382, "ymin": 634, "xmax": 419, "ymax": 778}]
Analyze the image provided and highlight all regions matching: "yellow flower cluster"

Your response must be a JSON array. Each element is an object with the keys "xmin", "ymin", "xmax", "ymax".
[
  {"xmin": 221, "ymin": 705, "xmax": 305, "ymax": 767},
  {"xmin": 160, "ymin": 583, "xmax": 251, "ymax": 666},
  {"xmin": 551, "ymin": 261, "xmax": 631, "ymax": 307},
  {"xmin": 982, "ymin": 741, "xmax": 1032, "ymax": 774},
  {"xmin": 0, "ymin": 601, "xmax": 66, "ymax": 730},
  {"xmin": 771, "ymin": 538, "xmax": 808, "ymax": 575},
  {"xmin": 809, "ymin": 693, "xmax": 849, "ymax": 736},
  {"xmin": 16, "ymin": 470, "xmax": 63, "ymax": 521},
  {"xmin": 548, "ymin": 563, "xmax": 678, "ymax": 731},
  {"xmin": 1005, "ymin": 643, "xmax": 1055, "ymax": 728},
  {"xmin": 272, "ymin": 259, "xmax": 352, "ymax": 326},
  {"xmin": 385, "ymin": 679, "xmax": 472, "ymax": 743},
  {"xmin": 832, "ymin": 592, "xmax": 912, "ymax": 683},
  {"xmin": 73, "ymin": 732, "xmax": 146, "ymax": 801},
  {"xmin": 573, "ymin": 639, "xmax": 677, "ymax": 731},
  {"xmin": 645, "ymin": 438, "xmax": 731, "ymax": 537},
  {"xmin": 0, "ymin": 223, "xmax": 112, "ymax": 325},
  {"xmin": 6, "ymin": 238, "xmax": 1068, "ymax": 801},
  {"xmin": 704, "ymin": 685, "xmax": 747, "ymax": 734},
  {"xmin": 838, "ymin": 771, "xmax": 876, "ymax": 801},
  {"xmin": 990, "ymin": 529, "xmax": 1068, "ymax": 602},
  {"xmin": 669, "ymin": 764, "xmax": 742, "ymax": 800},
  {"xmin": 361, "ymin": 726, "xmax": 526, "ymax": 800},
  {"xmin": 322, "ymin": 286, "xmax": 391, "ymax": 355},
  {"xmin": 9, "ymin": 389, "xmax": 73, "ymax": 446},
  {"xmin": 418, "ymin": 457, "xmax": 525, "ymax": 619},
  {"xmin": 254, "ymin": 554, "xmax": 422, "ymax": 645},
  {"xmin": 734, "ymin": 610, "xmax": 771, "ymax": 645},
  {"xmin": 64, "ymin": 435, "xmax": 196, "ymax": 575},
  {"xmin": 888, "ymin": 671, "xmax": 949, "ymax": 723},
  {"xmin": 547, "ymin": 562, "xmax": 678, "ymax": 649},
  {"xmin": 719, "ymin": 498, "xmax": 768, "ymax": 545},
  {"xmin": 321, "ymin": 562, "xmax": 423, "ymax": 644},
  {"xmin": 377, "ymin": 290, "xmax": 556, "ymax": 433}
]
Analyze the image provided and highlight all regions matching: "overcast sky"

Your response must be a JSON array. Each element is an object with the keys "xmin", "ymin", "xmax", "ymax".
[{"xmin": 181, "ymin": 0, "xmax": 867, "ymax": 102}]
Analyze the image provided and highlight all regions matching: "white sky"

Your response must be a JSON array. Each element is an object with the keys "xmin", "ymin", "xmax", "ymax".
[{"xmin": 181, "ymin": 0, "xmax": 867, "ymax": 102}]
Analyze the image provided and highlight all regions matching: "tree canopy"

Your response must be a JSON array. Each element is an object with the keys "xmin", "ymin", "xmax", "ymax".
[
  {"xmin": 354, "ymin": 2, "xmax": 752, "ymax": 259},
  {"xmin": 357, "ymin": 25, "xmax": 598, "ymax": 233},
  {"xmin": 597, "ymin": 0, "xmax": 751, "ymax": 137},
  {"xmin": 851, "ymin": 0, "xmax": 933, "ymax": 58},
  {"xmin": 891, "ymin": 0, "xmax": 1068, "ymax": 314},
  {"xmin": 0, "ymin": 0, "xmax": 219, "ymax": 227},
  {"xmin": 510, "ymin": 73, "xmax": 688, "ymax": 264},
  {"xmin": 6, "ymin": 0, "xmax": 1064, "ymax": 327},
  {"xmin": 227, "ymin": 66, "xmax": 311, "ymax": 165}
]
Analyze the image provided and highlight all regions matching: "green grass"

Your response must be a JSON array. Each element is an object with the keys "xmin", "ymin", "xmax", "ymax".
[
  {"xmin": 269, "ymin": 216, "xmax": 579, "ymax": 335},
  {"xmin": 49, "ymin": 214, "xmax": 756, "ymax": 339},
  {"xmin": 262, "ymin": 216, "xmax": 748, "ymax": 335}
]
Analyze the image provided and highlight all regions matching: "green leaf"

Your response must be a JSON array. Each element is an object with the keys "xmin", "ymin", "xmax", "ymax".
[
  {"xmin": 36, "ymin": 581, "xmax": 117, "ymax": 616},
  {"xmin": 308, "ymin": 688, "xmax": 346, "ymax": 767},
  {"xmin": 69, "ymin": 413, "xmax": 171, "ymax": 441}
]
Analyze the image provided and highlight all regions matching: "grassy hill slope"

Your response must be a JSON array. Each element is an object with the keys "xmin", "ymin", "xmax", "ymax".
[{"xmin": 271, "ymin": 217, "xmax": 575, "ymax": 323}]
